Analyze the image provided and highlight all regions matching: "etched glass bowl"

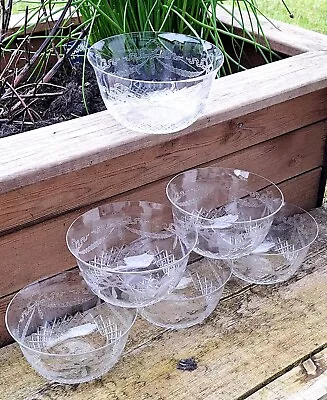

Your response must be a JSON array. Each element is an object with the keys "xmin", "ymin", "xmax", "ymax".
[
  {"xmin": 139, "ymin": 256, "xmax": 231, "ymax": 329},
  {"xmin": 87, "ymin": 31, "xmax": 224, "ymax": 134},
  {"xmin": 166, "ymin": 167, "xmax": 284, "ymax": 259},
  {"xmin": 66, "ymin": 201, "xmax": 197, "ymax": 308},
  {"xmin": 5, "ymin": 270, "xmax": 137, "ymax": 384},
  {"xmin": 229, "ymin": 203, "xmax": 318, "ymax": 284}
]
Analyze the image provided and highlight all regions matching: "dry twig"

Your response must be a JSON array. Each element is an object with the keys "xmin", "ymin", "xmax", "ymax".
[{"xmin": 5, "ymin": 80, "xmax": 35, "ymax": 122}]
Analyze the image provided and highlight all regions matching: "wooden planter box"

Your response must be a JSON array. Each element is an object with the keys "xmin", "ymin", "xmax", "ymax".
[{"xmin": 0, "ymin": 13, "xmax": 326, "ymax": 346}]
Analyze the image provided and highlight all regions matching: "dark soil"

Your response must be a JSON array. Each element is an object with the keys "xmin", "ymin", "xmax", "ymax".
[{"xmin": 0, "ymin": 63, "xmax": 106, "ymax": 138}]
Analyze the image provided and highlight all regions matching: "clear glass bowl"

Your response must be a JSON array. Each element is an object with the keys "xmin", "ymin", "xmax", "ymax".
[
  {"xmin": 5, "ymin": 270, "xmax": 137, "ymax": 384},
  {"xmin": 87, "ymin": 31, "xmax": 224, "ymax": 134},
  {"xmin": 230, "ymin": 203, "xmax": 318, "ymax": 284},
  {"xmin": 66, "ymin": 201, "xmax": 197, "ymax": 308},
  {"xmin": 139, "ymin": 256, "xmax": 231, "ymax": 329},
  {"xmin": 166, "ymin": 167, "xmax": 284, "ymax": 259}
]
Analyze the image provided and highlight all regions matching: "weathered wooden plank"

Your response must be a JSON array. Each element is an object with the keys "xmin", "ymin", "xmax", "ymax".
[
  {"xmin": 0, "ymin": 167, "xmax": 321, "ymax": 301},
  {"xmin": 278, "ymin": 168, "xmax": 322, "ymax": 210},
  {"xmin": 0, "ymin": 102, "xmax": 326, "ymax": 235},
  {"xmin": 215, "ymin": 7, "xmax": 327, "ymax": 55},
  {"xmin": 0, "ymin": 51, "xmax": 326, "ymax": 196},
  {"xmin": 116, "ymin": 149, "xmax": 323, "ymax": 213},
  {"xmin": 0, "ymin": 207, "xmax": 326, "ymax": 400},
  {"xmin": 247, "ymin": 348, "xmax": 327, "ymax": 400},
  {"xmin": 111, "ymin": 154, "xmax": 322, "ymax": 214},
  {"xmin": 0, "ymin": 293, "xmax": 14, "ymax": 347}
]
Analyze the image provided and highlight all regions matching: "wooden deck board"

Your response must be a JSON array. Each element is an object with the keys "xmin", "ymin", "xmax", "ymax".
[
  {"xmin": 215, "ymin": 7, "xmax": 327, "ymax": 55},
  {"xmin": 0, "ymin": 116, "xmax": 326, "ymax": 235},
  {"xmin": 248, "ymin": 348, "xmax": 327, "ymax": 400},
  {"xmin": 0, "ymin": 206, "xmax": 326, "ymax": 400}
]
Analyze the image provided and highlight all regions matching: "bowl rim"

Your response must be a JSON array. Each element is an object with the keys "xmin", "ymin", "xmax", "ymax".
[
  {"xmin": 5, "ymin": 272, "xmax": 138, "ymax": 357},
  {"xmin": 66, "ymin": 201, "xmax": 198, "ymax": 274},
  {"xmin": 149, "ymin": 260, "xmax": 232, "ymax": 302},
  {"xmin": 252, "ymin": 202, "xmax": 319, "ymax": 255},
  {"xmin": 166, "ymin": 166, "xmax": 285, "ymax": 224},
  {"xmin": 87, "ymin": 31, "xmax": 225, "ymax": 85}
]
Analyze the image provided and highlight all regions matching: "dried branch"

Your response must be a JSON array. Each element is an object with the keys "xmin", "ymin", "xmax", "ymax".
[
  {"xmin": 41, "ymin": 27, "xmax": 88, "ymax": 84},
  {"xmin": 17, "ymin": 81, "xmax": 66, "ymax": 91},
  {"xmin": 9, "ymin": 97, "xmax": 38, "ymax": 119},
  {"xmin": 13, "ymin": 0, "xmax": 73, "ymax": 88},
  {"xmin": 0, "ymin": 119, "xmax": 35, "ymax": 125},
  {"xmin": 23, "ymin": 6, "xmax": 32, "ymax": 65},
  {"xmin": 5, "ymin": 80, "xmax": 35, "ymax": 122},
  {"xmin": 40, "ymin": 0, "xmax": 62, "ymax": 62},
  {"xmin": 16, "ymin": 91, "xmax": 64, "ymax": 98},
  {"xmin": 0, "ymin": 37, "xmax": 28, "ymax": 80},
  {"xmin": 0, "ymin": 0, "xmax": 13, "ymax": 41}
]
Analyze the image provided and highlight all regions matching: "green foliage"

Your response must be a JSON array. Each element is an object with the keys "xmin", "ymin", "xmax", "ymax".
[
  {"xmin": 12, "ymin": 0, "xmax": 327, "ymax": 35},
  {"xmin": 11, "ymin": 0, "xmax": 313, "ymax": 78},
  {"xmin": 255, "ymin": 0, "xmax": 327, "ymax": 34},
  {"xmin": 73, "ymin": 0, "xmax": 281, "ymax": 75}
]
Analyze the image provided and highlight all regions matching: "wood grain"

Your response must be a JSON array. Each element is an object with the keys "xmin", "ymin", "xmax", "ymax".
[
  {"xmin": 0, "ymin": 293, "xmax": 14, "ymax": 347},
  {"xmin": 0, "ymin": 168, "xmax": 321, "ymax": 308},
  {"xmin": 248, "ymin": 348, "xmax": 327, "ymax": 400},
  {"xmin": 0, "ymin": 51, "xmax": 326, "ymax": 196},
  {"xmin": 0, "ymin": 97, "xmax": 326, "ymax": 235},
  {"xmin": 0, "ymin": 207, "xmax": 326, "ymax": 400},
  {"xmin": 278, "ymin": 168, "xmax": 322, "ymax": 210},
  {"xmin": 215, "ymin": 7, "xmax": 327, "ymax": 56}
]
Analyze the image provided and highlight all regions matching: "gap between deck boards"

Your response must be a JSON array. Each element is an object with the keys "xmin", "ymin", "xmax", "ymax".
[{"xmin": 236, "ymin": 342, "xmax": 327, "ymax": 400}]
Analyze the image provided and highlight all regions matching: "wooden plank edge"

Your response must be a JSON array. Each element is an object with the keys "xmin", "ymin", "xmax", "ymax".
[
  {"xmin": 278, "ymin": 168, "xmax": 322, "ymax": 210},
  {"xmin": 0, "ymin": 109, "xmax": 325, "ymax": 235},
  {"xmin": 216, "ymin": 7, "xmax": 327, "ymax": 55},
  {"xmin": 0, "ymin": 51, "xmax": 326, "ymax": 193},
  {"xmin": 7, "ymin": 14, "xmax": 79, "ymax": 34},
  {"xmin": 244, "ymin": 347, "xmax": 327, "ymax": 400},
  {"xmin": 316, "ymin": 133, "xmax": 327, "ymax": 207}
]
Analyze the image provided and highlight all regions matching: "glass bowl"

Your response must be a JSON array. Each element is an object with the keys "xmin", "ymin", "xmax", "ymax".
[
  {"xmin": 87, "ymin": 31, "xmax": 224, "ymax": 134},
  {"xmin": 166, "ymin": 167, "xmax": 284, "ymax": 259},
  {"xmin": 66, "ymin": 201, "xmax": 197, "ymax": 308},
  {"xmin": 230, "ymin": 203, "xmax": 318, "ymax": 284},
  {"xmin": 5, "ymin": 270, "xmax": 137, "ymax": 384},
  {"xmin": 139, "ymin": 256, "xmax": 231, "ymax": 329}
]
